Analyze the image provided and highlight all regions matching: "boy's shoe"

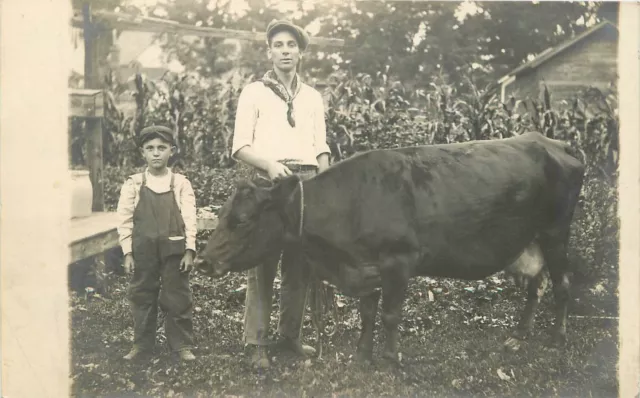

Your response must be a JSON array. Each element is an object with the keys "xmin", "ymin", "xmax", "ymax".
[
  {"xmin": 274, "ymin": 336, "xmax": 316, "ymax": 357},
  {"xmin": 123, "ymin": 346, "xmax": 152, "ymax": 361},
  {"xmin": 249, "ymin": 345, "xmax": 270, "ymax": 369},
  {"xmin": 177, "ymin": 349, "xmax": 196, "ymax": 361}
]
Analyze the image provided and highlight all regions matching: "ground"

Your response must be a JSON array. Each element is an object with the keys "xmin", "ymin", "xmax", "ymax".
[{"xmin": 70, "ymin": 266, "xmax": 618, "ymax": 398}]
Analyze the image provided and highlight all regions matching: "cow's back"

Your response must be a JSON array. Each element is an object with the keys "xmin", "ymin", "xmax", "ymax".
[{"xmin": 304, "ymin": 132, "xmax": 584, "ymax": 281}]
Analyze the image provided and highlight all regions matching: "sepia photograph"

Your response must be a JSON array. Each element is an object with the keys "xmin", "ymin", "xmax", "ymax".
[{"xmin": 1, "ymin": 0, "xmax": 638, "ymax": 397}]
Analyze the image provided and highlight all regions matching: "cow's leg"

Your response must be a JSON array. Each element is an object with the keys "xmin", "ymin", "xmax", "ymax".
[
  {"xmin": 505, "ymin": 270, "xmax": 549, "ymax": 351},
  {"xmin": 356, "ymin": 289, "xmax": 381, "ymax": 362},
  {"xmin": 380, "ymin": 285, "xmax": 408, "ymax": 363},
  {"xmin": 379, "ymin": 254, "xmax": 414, "ymax": 363},
  {"xmin": 514, "ymin": 271, "xmax": 549, "ymax": 339},
  {"xmin": 540, "ymin": 237, "xmax": 571, "ymax": 345}
]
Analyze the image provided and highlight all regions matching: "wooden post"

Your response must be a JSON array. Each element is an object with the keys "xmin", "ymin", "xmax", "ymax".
[
  {"xmin": 83, "ymin": 3, "xmax": 98, "ymax": 88},
  {"xmin": 82, "ymin": 3, "xmax": 104, "ymax": 212},
  {"xmin": 80, "ymin": 3, "xmax": 108, "ymax": 296},
  {"xmin": 86, "ymin": 119, "xmax": 104, "ymax": 211}
]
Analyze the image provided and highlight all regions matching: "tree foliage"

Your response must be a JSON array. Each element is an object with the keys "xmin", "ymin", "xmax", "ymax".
[
  {"xmin": 458, "ymin": 2, "xmax": 601, "ymax": 76},
  {"xmin": 133, "ymin": 1, "xmax": 605, "ymax": 87}
]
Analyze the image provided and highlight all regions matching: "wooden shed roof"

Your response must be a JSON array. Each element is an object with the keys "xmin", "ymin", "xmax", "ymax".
[{"xmin": 497, "ymin": 20, "xmax": 618, "ymax": 84}]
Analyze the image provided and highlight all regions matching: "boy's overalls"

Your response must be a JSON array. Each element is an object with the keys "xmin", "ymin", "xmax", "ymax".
[{"xmin": 127, "ymin": 172, "xmax": 194, "ymax": 353}]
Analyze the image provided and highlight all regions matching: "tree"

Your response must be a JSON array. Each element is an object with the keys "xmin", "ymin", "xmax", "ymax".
[{"xmin": 458, "ymin": 1, "xmax": 600, "ymax": 77}]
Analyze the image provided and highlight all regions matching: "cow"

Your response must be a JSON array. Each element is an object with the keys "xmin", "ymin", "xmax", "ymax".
[{"xmin": 195, "ymin": 131, "xmax": 585, "ymax": 363}]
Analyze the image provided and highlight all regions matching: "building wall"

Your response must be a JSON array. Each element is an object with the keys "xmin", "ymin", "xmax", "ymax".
[{"xmin": 504, "ymin": 26, "xmax": 618, "ymax": 108}]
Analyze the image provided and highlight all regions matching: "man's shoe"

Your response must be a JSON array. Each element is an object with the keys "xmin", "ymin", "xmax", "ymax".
[
  {"xmin": 177, "ymin": 349, "xmax": 196, "ymax": 361},
  {"xmin": 249, "ymin": 345, "xmax": 270, "ymax": 369},
  {"xmin": 275, "ymin": 337, "xmax": 316, "ymax": 357},
  {"xmin": 123, "ymin": 346, "xmax": 152, "ymax": 361}
]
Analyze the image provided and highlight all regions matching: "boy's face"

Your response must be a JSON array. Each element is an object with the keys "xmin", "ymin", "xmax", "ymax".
[
  {"xmin": 267, "ymin": 30, "xmax": 301, "ymax": 73},
  {"xmin": 140, "ymin": 137, "xmax": 175, "ymax": 171}
]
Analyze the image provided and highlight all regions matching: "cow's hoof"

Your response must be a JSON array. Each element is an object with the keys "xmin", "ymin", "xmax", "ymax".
[
  {"xmin": 550, "ymin": 332, "xmax": 567, "ymax": 348},
  {"xmin": 249, "ymin": 346, "xmax": 271, "ymax": 370},
  {"xmin": 511, "ymin": 328, "xmax": 531, "ymax": 341},
  {"xmin": 252, "ymin": 357, "xmax": 270, "ymax": 370},
  {"xmin": 355, "ymin": 350, "xmax": 373, "ymax": 364},
  {"xmin": 503, "ymin": 337, "xmax": 523, "ymax": 352},
  {"xmin": 382, "ymin": 351, "xmax": 403, "ymax": 367}
]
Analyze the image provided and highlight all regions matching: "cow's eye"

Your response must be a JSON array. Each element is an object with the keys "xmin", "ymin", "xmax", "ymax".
[{"xmin": 228, "ymin": 212, "xmax": 251, "ymax": 230}]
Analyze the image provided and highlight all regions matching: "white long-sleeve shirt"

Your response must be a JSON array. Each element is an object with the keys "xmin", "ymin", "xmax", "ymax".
[
  {"xmin": 231, "ymin": 80, "xmax": 331, "ymax": 165},
  {"xmin": 116, "ymin": 169, "xmax": 197, "ymax": 255}
]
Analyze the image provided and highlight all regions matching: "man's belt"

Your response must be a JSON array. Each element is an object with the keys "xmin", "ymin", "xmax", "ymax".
[{"xmin": 281, "ymin": 163, "xmax": 318, "ymax": 173}]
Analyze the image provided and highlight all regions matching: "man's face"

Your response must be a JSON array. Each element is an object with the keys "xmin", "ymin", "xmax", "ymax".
[{"xmin": 268, "ymin": 30, "xmax": 301, "ymax": 72}]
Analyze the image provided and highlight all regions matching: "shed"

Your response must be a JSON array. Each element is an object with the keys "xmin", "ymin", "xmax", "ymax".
[{"xmin": 498, "ymin": 20, "xmax": 618, "ymax": 106}]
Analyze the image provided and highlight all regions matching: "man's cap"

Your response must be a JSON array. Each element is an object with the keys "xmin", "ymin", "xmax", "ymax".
[
  {"xmin": 266, "ymin": 19, "xmax": 310, "ymax": 51},
  {"xmin": 138, "ymin": 125, "xmax": 175, "ymax": 146}
]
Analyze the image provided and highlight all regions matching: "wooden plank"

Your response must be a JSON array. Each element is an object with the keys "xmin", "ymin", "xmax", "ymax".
[
  {"xmin": 70, "ymin": 89, "xmax": 104, "ymax": 118},
  {"xmin": 539, "ymin": 80, "xmax": 613, "ymax": 88},
  {"xmin": 70, "ymin": 212, "xmax": 219, "ymax": 244},
  {"xmin": 70, "ymin": 212, "xmax": 120, "ymax": 243},
  {"xmin": 70, "ymin": 88, "xmax": 103, "ymax": 95},
  {"xmin": 197, "ymin": 217, "xmax": 218, "ymax": 230},
  {"xmin": 70, "ymin": 229, "xmax": 120, "ymax": 263},
  {"xmin": 70, "ymin": 13, "xmax": 345, "ymax": 47}
]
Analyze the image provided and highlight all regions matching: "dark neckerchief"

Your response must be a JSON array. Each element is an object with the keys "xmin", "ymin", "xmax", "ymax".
[{"xmin": 259, "ymin": 69, "xmax": 301, "ymax": 127}]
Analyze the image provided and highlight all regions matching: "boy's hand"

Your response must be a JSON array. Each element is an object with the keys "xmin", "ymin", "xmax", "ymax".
[
  {"xmin": 180, "ymin": 250, "xmax": 195, "ymax": 273},
  {"xmin": 123, "ymin": 254, "xmax": 135, "ymax": 274}
]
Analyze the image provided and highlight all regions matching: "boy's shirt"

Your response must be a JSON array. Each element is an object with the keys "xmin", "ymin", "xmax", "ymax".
[{"xmin": 117, "ymin": 169, "xmax": 197, "ymax": 256}]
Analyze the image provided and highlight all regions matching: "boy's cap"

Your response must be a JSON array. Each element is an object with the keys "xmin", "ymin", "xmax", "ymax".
[
  {"xmin": 266, "ymin": 19, "xmax": 310, "ymax": 51},
  {"xmin": 138, "ymin": 125, "xmax": 175, "ymax": 146}
]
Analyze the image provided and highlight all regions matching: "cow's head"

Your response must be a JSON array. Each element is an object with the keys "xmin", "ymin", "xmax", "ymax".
[{"xmin": 195, "ymin": 175, "xmax": 301, "ymax": 278}]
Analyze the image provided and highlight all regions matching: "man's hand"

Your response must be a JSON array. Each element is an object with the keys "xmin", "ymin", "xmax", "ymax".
[
  {"xmin": 266, "ymin": 161, "xmax": 292, "ymax": 181},
  {"xmin": 180, "ymin": 250, "xmax": 195, "ymax": 273},
  {"xmin": 317, "ymin": 153, "xmax": 330, "ymax": 173},
  {"xmin": 235, "ymin": 147, "xmax": 292, "ymax": 181},
  {"xmin": 123, "ymin": 253, "xmax": 135, "ymax": 274}
]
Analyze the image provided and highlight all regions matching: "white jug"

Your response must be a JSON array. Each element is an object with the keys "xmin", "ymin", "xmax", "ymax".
[{"xmin": 70, "ymin": 169, "xmax": 93, "ymax": 218}]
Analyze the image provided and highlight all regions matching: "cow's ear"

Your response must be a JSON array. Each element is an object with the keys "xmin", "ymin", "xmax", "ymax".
[
  {"xmin": 234, "ymin": 178, "xmax": 254, "ymax": 192},
  {"xmin": 253, "ymin": 185, "xmax": 272, "ymax": 205},
  {"xmin": 269, "ymin": 175, "xmax": 301, "ymax": 205}
]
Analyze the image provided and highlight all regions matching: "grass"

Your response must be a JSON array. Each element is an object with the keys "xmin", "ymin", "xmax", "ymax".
[{"xmin": 71, "ymin": 270, "xmax": 618, "ymax": 397}]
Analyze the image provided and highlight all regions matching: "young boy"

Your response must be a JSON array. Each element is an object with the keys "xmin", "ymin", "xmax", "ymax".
[{"xmin": 117, "ymin": 125, "xmax": 197, "ymax": 362}]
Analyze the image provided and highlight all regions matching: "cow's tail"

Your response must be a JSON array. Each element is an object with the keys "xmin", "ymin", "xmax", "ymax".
[
  {"xmin": 537, "ymin": 132, "xmax": 584, "ymax": 165},
  {"xmin": 561, "ymin": 140, "xmax": 584, "ymax": 164}
]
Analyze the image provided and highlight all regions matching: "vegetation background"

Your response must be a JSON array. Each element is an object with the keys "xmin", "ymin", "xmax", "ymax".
[{"xmin": 69, "ymin": 1, "xmax": 620, "ymax": 396}]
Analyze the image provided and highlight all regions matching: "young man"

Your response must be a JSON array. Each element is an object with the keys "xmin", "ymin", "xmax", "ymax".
[
  {"xmin": 117, "ymin": 125, "xmax": 197, "ymax": 362},
  {"xmin": 231, "ymin": 19, "xmax": 331, "ymax": 369}
]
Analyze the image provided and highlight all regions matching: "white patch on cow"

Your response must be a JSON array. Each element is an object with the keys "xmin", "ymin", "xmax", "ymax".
[{"xmin": 506, "ymin": 241, "xmax": 545, "ymax": 278}]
